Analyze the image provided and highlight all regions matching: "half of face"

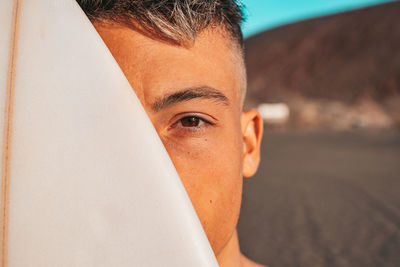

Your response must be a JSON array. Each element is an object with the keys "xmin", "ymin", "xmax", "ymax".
[{"xmin": 94, "ymin": 22, "xmax": 263, "ymax": 257}]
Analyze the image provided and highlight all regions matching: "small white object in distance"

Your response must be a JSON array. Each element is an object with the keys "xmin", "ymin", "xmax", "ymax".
[{"xmin": 257, "ymin": 103, "xmax": 290, "ymax": 123}]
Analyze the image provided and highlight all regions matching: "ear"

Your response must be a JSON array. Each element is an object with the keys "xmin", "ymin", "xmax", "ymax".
[{"xmin": 241, "ymin": 109, "xmax": 263, "ymax": 178}]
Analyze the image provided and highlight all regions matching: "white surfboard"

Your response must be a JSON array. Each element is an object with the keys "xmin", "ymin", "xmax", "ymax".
[{"xmin": 0, "ymin": 0, "xmax": 218, "ymax": 266}]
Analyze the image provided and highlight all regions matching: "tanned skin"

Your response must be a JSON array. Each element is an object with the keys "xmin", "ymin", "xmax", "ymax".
[{"xmin": 94, "ymin": 22, "xmax": 264, "ymax": 267}]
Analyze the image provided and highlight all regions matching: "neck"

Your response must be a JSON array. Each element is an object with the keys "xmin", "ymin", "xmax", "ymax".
[
  {"xmin": 216, "ymin": 230, "xmax": 243, "ymax": 267},
  {"xmin": 216, "ymin": 230, "xmax": 265, "ymax": 267}
]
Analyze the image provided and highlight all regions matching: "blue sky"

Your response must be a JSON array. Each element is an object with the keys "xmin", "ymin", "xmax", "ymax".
[{"xmin": 241, "ymin": 0, "xmax": 396, "ymax": 37}]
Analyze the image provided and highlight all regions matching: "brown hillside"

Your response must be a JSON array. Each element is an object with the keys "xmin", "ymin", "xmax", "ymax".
[
  {"xmin": 244, "ymin": 2, "xmax": 400, "ymax": 129},
  {"xmin": 245, "ymin": 1, "xmax": 400, "ymax": 103}
]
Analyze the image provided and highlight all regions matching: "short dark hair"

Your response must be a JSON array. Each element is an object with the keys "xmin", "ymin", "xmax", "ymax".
[{"xmin": 76, "ymin": 0, "xmax": 244, "ymax": 46}]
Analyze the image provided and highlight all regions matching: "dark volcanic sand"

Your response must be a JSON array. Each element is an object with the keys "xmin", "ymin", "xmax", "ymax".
[{"xmin": 237, "ymin": 130, "xmax": 400, "ymax": 267}]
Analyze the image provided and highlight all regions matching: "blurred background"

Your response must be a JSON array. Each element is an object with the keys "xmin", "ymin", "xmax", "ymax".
[{"xmin": 236, "ymin": 1, "xmax": 400, "ymax": 266}]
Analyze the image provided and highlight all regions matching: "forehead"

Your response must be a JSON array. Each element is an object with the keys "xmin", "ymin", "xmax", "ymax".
[{"xmin": 94, "ymin": 23, "xmax": 244, "ymax": 107}]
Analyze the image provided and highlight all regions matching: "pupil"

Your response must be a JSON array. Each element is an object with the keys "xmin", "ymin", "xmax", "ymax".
[{"xmin": 181, "ymin": 117, "xmax": 199, "ymax": 127}]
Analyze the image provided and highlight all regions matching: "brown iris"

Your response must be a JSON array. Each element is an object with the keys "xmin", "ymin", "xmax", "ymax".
[{"xmin": 180, "ymin": 116, "xmax": 201, "ymax": 127}]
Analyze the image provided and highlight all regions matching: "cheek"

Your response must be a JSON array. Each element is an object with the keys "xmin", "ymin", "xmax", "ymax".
[
  {"xmin": 159, "ymin": 123, "xmax": 244, "ymax": 253},
  {"xmin": 161, "ymin": 128, "xmax": 242, "ymax": 199}
]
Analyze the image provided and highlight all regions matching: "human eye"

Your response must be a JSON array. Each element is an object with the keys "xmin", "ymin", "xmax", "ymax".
[
  {"xmin": 169, "ymin": 113, "xmax": 215, "ymax": 132},
  {"xmin": 178, "ymin": 116, "xmax": 206, "ymax": 127}
]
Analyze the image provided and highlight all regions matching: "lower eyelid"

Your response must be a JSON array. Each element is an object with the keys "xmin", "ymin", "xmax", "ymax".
[{"xmin": 177, "ymin": 125, "xmax": 209, "ymax": 134}]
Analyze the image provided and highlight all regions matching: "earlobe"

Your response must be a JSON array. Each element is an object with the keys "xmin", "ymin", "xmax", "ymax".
[{"xmin": 241, "ymin": 109, "xmax": 263, "ymax": 178}]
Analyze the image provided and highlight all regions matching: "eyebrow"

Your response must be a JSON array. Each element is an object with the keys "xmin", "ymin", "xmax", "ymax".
[{"xmin": 151, "ymin": 86, "xmax": 229, "ymax": 112}]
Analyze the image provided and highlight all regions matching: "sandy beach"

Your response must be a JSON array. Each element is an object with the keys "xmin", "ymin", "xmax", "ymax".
[{"xmin": 238, "ymin": 130, "xmax": 400, "ymax": 267}]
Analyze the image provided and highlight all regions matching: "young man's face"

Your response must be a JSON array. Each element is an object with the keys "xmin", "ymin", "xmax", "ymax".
[{"xmin": 94, "ymin": 23, "xmax": 262, "ymax": 256}]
